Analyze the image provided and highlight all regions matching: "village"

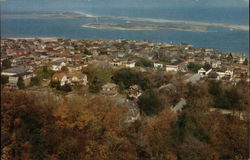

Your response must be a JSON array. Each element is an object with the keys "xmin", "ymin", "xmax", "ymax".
[{"xmin": 1, "ymin": 37, "xmax": 249, "ymax": 122}]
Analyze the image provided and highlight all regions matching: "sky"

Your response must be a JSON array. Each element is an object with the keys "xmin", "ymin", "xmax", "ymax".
[{"xmin": 0, "ymin": 0, "xmax": 249, "ymax": 12}]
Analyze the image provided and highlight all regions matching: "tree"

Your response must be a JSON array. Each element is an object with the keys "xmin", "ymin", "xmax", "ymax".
[
  {"xmin": 61, "ymin": 66, "xmax": 69, "ymax": 72},
  {"xmin": 17, "ymin": 77, "xmax": 25, "ymax": 89},
  {"xmin": 187, "ymin": 62, "xmax": 201, "ymax": 73},
  {"xmin": 112, "ymin": 68, "xmax": 150, "ymax": 90},
  {"xmin": 30, "ymin": 77, "xmax": 40, "ymax": 86},
  {"xmin": 84, "ymin": 48, "xmax": 92, "ymax": 55},
  {"xmin": 136, "ymin": 58, "xmax": 153, "ymax": 67},
  {"xmin": 60, "ymin": 84, "xmax": 72, "ymax": 92},
  {"xmin": 2, "ymin": 59, "xmax": 12, "ymax": 69},
  {"xmin": 87, "ymin": 65, "xmax": 113, "ymax": 93},
  {"xmin": 1, "ymin": 75, "xmax": 9, "ymax": 85},
  {"xmin": 36, "ymin": 65, "xmax": 55, "ymax": 80},
  {"xmin": 242, "ymin": 58, "xmax": 248, "ymax": 65},
  {"xmin": 138, "ymin": 89, "xmax": 161, "ymax": 115}
]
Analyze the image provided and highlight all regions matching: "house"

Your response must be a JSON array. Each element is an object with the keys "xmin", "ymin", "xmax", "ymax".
[
  {"xmin": 153, "ymin": 63, "xmax": 164, "ymax": 70},
  {"xmin": 101, "ymin": 83, "xmax": 119, "ymax": 96},
  {"xmin": 52, "ymin": 72, "xmax": 88, "ymax": 86},
  {"xmin": 51, "ymin": 59, "xmax": 67, "ymax": 71},
  {"xmin": 67, "ymin": 64, "xmax": 83, "ymax": 72},
  {"xmin": 125, "ymin": 61, "xmax": 136, "ymax": 68},
  {"xmin": 1, "ymin": 66, "xmax": 34, "ymax": 88},
  {"xmin": 211, "ymin": 60, "xmax": 221, "ymax": 68},
  {"xmin": 198, "ymin": 68, "xmax": 206, "ymax": 76},
  {"xmin": 110, "ymin": 59, "xmax": 122, "ymax": 67},
  {"xmin": 166, "ymin": 65, "xmax": 179, "ymax": 72},
  {"xmin": 128, "ymin": 85, "xmax": 142, "ymax": 100}
]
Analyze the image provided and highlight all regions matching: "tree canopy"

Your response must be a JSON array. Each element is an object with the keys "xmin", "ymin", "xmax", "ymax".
[{"xmin": 112, "ymin": 68, "xmax": 150, "ymax": 90}]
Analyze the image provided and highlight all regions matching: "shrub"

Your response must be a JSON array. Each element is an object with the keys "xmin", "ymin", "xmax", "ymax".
[
  {"xmin": 30, "ymin": 77, "xmax": 41, "ymax": 86},
  {"xmin": 17, "ymin": 77, "xmax": 25, "ymax": 89},
  {"xmin": 1, "ymin": 75, "xmax": 9, "ymax": 85}
]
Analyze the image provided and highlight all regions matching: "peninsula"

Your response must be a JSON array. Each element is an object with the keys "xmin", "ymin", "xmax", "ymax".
[{"xmin": 82, "ymin": 23, "xmax": 208, "ymax": 32}]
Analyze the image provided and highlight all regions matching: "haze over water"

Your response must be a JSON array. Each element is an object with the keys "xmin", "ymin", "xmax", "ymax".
[{"xmin": 1, "ymin": 0, "xmax": 249, "ymax": 55}]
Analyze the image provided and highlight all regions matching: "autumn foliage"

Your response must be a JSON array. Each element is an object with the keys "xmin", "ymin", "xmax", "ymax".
[{"xmin": 1, "ymin": 81, "xmax": 249, "ymax": 160}]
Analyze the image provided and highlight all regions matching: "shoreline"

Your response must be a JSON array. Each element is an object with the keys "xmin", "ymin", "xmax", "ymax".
[
  {"xmin": 2, "ymin": 12, "xmax": 249, "ymax": 32},
  {"xmin": 82, "ymin": 23, "xmax": 209, "ymax": 32}
]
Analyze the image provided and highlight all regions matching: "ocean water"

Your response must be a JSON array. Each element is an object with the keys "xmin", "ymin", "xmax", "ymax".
[{"xmin": 1, "ymin": 7, "xmax": 249, "ymax": 55}]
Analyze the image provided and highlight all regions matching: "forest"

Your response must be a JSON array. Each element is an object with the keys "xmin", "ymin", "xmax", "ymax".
[{"xmin": 1, "ymin": 66, "xmax": 249, "ymax": 160}]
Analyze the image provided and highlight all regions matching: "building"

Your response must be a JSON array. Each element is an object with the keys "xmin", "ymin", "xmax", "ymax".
[
  {"xmin": 52, "ymin": 72, "xmax": 88, "ymax": 86},
  {"xmin": 51, "ymin": 59, "xmax": 67, "ymax": 71},
  {"xmin": 128, "ymin": 85, "xmax": 142, "ymax": 100},
  {"xmin": 101, "ymin": 83, "xmax": 119, "ymax": 96},
  {"xmin": 110, "ymin": 59, "xmax": 122, "ymax": 67},
  {"xmin": 166, "ymin": 65, "xmax": 179, "ymax": 72},
  {"xmin": 153, "ymin": 63, "xmax": 164, "ymax": 70},
  {"xmin": 1, "ymin": 66, "xmax": 34, "ymax": 88},
  {"xmin": 125, "ymin": 61, "xmax": 136, "ymax": 68}
]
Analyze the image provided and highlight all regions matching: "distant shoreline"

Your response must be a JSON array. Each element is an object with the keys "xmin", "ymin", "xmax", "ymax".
[
  {"xmin": 2, "ymin": 12, "xmax": 249, "ymax": 32},
  {"xmin": 82, "ymin": 23, "xmax": 209, "ymax": 32}
]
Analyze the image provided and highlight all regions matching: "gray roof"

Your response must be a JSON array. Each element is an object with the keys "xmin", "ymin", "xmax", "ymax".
[
  {"xmin": 159, "ymin": 83, "xmax": 177, "ymax": 91},
  {"xmin": 2, "ymin": 66, "xmax": 29, "ymax": 74},
  {"xmin": 102, "ymin": 83, "xmax": 118, "ymax": 88},
  {"xmin": 171, "ymin": 98, "xmax": 186, "ymax": 113},
  {"xmin": 52, "ymin": 60, "xmax": 66, "ymax": 65},
  {"xmin": 185, "ymin": 74, "xmax": 201, "ymax": 83}
]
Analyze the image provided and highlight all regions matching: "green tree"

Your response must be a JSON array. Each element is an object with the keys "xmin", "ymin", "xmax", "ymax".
[
  {"xmin": 187, "ymin": 62, "xmax": 201, "ymax": 73},
  {"xmin": 84, "ymin": 48, "xmax": 92, "ymax": 55},
  {"xmin": 17, "ymin": 77, "xmax": 25, "ymax": 89},
  {"xmin": 112, "ymin": 68, "xmax": 150, "ymax": 90},
  {"xmin": 138, "ymin": 89, "xmax": 161, "ymax": 115},
  {"xmin": 30, "ymin": 77, "xmax": 40, "ymax": 86},
  {"xmin": 2, "ymin": 59, "xmax": 12, "ymax": 69},
  {"xmin": 1, "ymin": 75, "xmax": 9, "ymax": 85},
  {"xmin": 36, "ymin": 65, "xmax": 55, "ymax": 79},
  {"xmin": 87, "ymin": 65, "xmax": 113, "ymax": 93},
  {"xmin": 136, "ymin": 58, "xmax": 153, "ymax": 67},
  {"xmin": 89, "ymin": 75, "xmax": 102, "ymax": 93}
]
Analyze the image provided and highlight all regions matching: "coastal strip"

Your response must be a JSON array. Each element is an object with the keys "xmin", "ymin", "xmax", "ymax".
[{"xmin": 82, "ymin": 23, "xmax": 209, "ymax": 32}]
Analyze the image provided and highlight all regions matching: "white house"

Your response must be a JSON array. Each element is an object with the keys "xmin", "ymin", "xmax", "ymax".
[
  {"xmin": 52, "ymin": 72, "xmax": 88, "ymax": 86},
  {"xmin": 198, "ymin": 68, "xmax": 206, "ymax": 76},
  {"xmin": 125, "ymin": 61, "xmax": 136, "ymax": 68},
  {"xmin": 166, "ymin": 65, "xmax": 179, "ymax": 72},
  {"xmin": 110, "ymin": 59, "xmax": 122, "ymax": 67},
  {"xmin": 211, "ymin": 60, "xmax": 221, "ymax": 68},
  {"xmin": 153, "ymin": 63, "xmax": 164, "ymax": 70},
  {"xmin": 51, "ymin": 59, "xmax": 67, "ymax": 71}
]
